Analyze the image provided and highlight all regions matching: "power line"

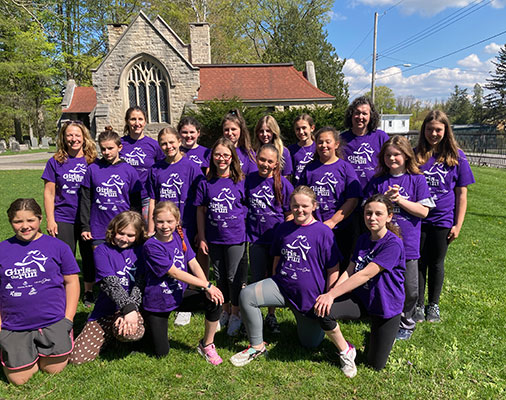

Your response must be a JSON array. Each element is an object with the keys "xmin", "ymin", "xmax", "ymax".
[{"xmin": 379, "ymin": 0, "xmax": 492, "ymax": 59}]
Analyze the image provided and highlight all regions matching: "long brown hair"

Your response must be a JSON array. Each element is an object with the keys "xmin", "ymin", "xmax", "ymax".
[
  {"xmin": 222, "ymin": 109, "xmax": 255, "ymax": 162},
  {"xmin": 55, "ymin": 121, "xmax": 97, "ymax": 165},
  {"xmin": 207, "ymin": 137, "xmax": 244, "ymax": 183},
  {"xmin": 416, "ymin": 110, "xmax": 460, "ymax": 167},
  {"xmin": 363, "ymin": 194, "xmax": 401, "ymax": 238},
  {"xmin": 257, "ymin": 144, "xmax": 283, "ymax": 206},
  {"xmin": 254, "ymin": 115, "xmax": 286, "ymax": 169},
  {"xmin": 376, "ymin": 135, "xmax": 421, "ymax": 176}
]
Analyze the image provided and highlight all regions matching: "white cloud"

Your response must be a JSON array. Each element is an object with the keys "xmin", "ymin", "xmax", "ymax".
[
  {"xmin": 354, "ymin": 0, "xmax": 501, "ymax": 17},
  {"xmin": 344, "ymin": 56, "xmax": 492, "ymax": 100},
  {"xmin": 457, "ymin": 54, "xmax": 482, "ymax": 68},
  {"xmin": 484, "ymin": 42, "xmax": 501, "ymax": 54},
  {"xmin": 328, "ymin": 11, "xmax": 347, "ymax": 21}
]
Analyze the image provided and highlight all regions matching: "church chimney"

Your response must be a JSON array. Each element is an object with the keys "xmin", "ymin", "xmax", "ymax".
[
  {"xmin": 305, "ymin": 61, "xmax": 318, "ymax": 88},
  {"xmin": 107, "ymin": 24, "xmax": 128, "ymax": 51},
  {"xmin": 189, "ymin": 22, "xmax": 211, "ymax": 64}
]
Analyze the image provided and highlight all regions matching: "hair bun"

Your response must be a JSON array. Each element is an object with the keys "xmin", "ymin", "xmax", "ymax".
[{"xmin": 104, "ymin": 125, "xmax": 114, "ymax": 132}]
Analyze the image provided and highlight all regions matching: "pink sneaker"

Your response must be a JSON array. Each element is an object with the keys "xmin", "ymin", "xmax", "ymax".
[{"xmin": 197, "ymin": 341, "xmax": 223, "ymax": 365}]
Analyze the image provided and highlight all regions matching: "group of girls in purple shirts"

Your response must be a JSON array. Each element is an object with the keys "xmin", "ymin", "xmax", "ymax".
[{"xmin": 0, "ymin": 97, "xmax": 474, "ymax": 384}]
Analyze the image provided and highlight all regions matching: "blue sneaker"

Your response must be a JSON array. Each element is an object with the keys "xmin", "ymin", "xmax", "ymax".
[{"xmin": 396, "ymin": 328, "xmax": 413, "ymax": 340}]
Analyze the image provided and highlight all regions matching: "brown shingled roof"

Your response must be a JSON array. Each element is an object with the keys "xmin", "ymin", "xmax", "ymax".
[
  {"xmin": 62, "ymin": 86, "xmax": 97, "ymax": 113},
  {"xmin": 197, "ymin": 64, "xmax": 334, "ymax": 102}
]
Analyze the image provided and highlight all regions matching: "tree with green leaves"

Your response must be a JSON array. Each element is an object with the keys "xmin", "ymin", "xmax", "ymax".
[
  {"xmin": 445, "ymin": 85, "xmax": 473, "ymax": 125},
  {"xmin": 472, "ymin": 83, "xmax": 485, "ymax": 124},
  {"xmin": 484, "ymin": 44, "xmax": 506, "ymax": 127},
  {"xmin": 365, "ymin": 86, "xmax": 396, "ymax": 114}
]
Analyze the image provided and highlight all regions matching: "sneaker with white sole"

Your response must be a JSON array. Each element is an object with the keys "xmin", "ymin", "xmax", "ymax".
[
  {"xmin": 230, "ymin": 344, "xmax": 267, "ymax": 367},
  {"xmin": 197, "ymin": 341, "xmax": 223, "ymax": 365},
  {"xmin": 413, "ymin": 305, "xmax": 425, "ymax": 323},
  {"xmin": 339, "ymin": 342, "xmax": 357, "ymax": 378},
  {"xmin": 227, "ymin": 314, "xmax": 242, "ymax": 337},
  {"xmin": 216, "ymin": 310, "xmax": 230, "ymax": 332},
  {"xmin": 426, "ymin": 303, "xmax": 441, "ymax": 323},
  {"xmin": 174, "ymin": 312, "xmax": 192, "ymax": 326}
]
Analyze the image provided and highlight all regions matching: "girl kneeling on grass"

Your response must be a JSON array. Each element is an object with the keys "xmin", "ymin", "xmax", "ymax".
[
  {"xmin": 230, "ymin": 186, "xmax": 341, "ymax": 367},
  {"xmin": 142, "ymin": 201, "xmax": 224, "ymax": 364},
  {"xmin": 0, "ymin": 198, "xmax": 80, "ymax": 385},
  {"xmin": 313, "ymin": 194, "xmax": 406, "ymax": 378},
  {"xmin": 70, "ymin": 211, "xmax": 146, "ymax": 365}
]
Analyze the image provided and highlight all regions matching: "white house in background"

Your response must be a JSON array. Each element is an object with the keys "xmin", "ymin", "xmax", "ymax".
[{"xmin": 380, "ymin": 114, "xmax": 412, "ymax": 134}]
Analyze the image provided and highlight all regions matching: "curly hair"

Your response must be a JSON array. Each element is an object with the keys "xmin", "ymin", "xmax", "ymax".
[{"xmin": 344, "ymin": 96, "xmax": 380, "ymax": 133}]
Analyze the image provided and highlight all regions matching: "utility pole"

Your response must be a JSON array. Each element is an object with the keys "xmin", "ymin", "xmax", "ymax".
[{"xmin": 371, "ymin": 12, "xmax": 378, "ymax": 104}]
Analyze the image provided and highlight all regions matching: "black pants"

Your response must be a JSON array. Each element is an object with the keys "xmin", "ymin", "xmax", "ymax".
[
  {"xmin": 418, "ymin": 225, "xmax": 451, "ymax": 305},
  {"xmin": 57, "ymin": 221, "xmax": 95, "ymax": 283},
  {"xmin": 334, "ymin": 213, "xmax": 361, "ymax": 274},
  {"xmin": 314, "ymin": 293, "xmax": 401, "ymax": 370},
  {"xmin": 143, "ymin": 289, "xmax": 222, "ymax": 357}
]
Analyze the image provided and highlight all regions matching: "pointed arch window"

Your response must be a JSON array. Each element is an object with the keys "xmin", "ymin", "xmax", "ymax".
[{"xmin": 127, "ymin": 60, "xmax": 169, "ymax": 123}]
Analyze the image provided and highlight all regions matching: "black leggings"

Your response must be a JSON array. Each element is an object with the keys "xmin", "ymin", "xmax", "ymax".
[
  {"xmin": 143, "ymin": 289, "xmax": 222, "ymax": 357},
  {"xmin": 418, "ymin": 225, "xmax": 451, "ymax": 305},
  {"xmin": 314, "ymin": 293, "xmax": 401, "ymax": 370},
  {"xmin": 56, "ymin": 221, "xmax": 95, "ymax": 283}
]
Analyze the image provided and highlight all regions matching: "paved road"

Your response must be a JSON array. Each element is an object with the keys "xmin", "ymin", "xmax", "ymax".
[{"xmin": 0, "ymin": 152, "xmax": 54, "ymax": 170}]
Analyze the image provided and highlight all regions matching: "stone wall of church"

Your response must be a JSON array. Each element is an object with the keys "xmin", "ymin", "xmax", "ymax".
[{"xmin": 92, "ymin": 13, "xmax": 200, "ymax": 137}]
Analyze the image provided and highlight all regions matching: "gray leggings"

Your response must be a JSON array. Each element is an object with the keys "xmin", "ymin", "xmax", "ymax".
[
  {"xmin": 208, "ymin": 242, "xmax": 246, "ymax": 306},
  {"xmin": 239, "ymin": 278, "xmax": 324, "ymax": 348},
  {"xmin": 399, "ymin": 259, "xmax": 419, "ymax": 331}
]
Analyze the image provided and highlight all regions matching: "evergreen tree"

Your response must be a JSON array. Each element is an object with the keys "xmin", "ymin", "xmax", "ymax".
[
  {"xmin": 445, "ymin": 85, "xmax": 473, "ymax": 125},
  {"xmin": 472, "ymin": 83, "xmax": 485, "ymax": 124},
  {"xmin": 484, "ymin": 44, "xmax": 506, "ymax": 126}
]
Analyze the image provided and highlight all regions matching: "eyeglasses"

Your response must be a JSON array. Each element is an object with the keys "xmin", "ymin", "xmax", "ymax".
[{"xmin": 213, "ymin": 153, "xmax": 232, "ymax": 160}]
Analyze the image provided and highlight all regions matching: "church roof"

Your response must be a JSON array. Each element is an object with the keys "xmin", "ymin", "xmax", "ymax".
[
  {"xmin": 62, "ymin": 86, "xmax": 97, "ymax": 113},
  {"xmin": 196, "ymin": 63, "xmax": 335, "ymax": 103}
]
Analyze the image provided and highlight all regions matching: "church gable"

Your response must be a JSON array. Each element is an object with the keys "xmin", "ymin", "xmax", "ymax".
[
  {"xmin": 92, "ymin": 11, "xmax": 199, "ymax": 134},
  {"xmin": 153, "ymin": 16, "xmax": 190, "ymax": 61}
]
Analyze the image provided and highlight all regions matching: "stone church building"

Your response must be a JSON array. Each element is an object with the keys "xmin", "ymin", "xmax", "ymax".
[{"xmin": 61, "ymin": 11, "xmax": 334, "ymax": 136}]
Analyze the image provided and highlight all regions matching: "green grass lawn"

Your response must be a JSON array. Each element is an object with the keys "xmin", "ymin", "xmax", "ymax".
[{"xmin": 0, "ymin": 167, "xmax": 504, "ymax": 399}]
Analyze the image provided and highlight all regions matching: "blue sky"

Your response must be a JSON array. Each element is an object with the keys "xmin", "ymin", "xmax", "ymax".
[{"xmin": 325, "ymin": 0, "xmax": 506, "ymax": 102}]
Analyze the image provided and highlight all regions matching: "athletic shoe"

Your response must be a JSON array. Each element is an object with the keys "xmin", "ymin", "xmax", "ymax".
[
  {"xmin": 339, "ymin": 342, "xmax": 357, "ymax": 378},
  {"xmin": 230, "ymin": 344, "xmax": 267, "ymax": 367},
  {"xmin": 197, "ymin": 341, "xmax": 223, "ymax": 365},
  {"xmin": 174, "ymin": 312, "xmax": 192, "ymax": 326},
  {"xmin": 396, "ymin": 328, "xmax": 413, "ymax": 341},
  {"xmin": 227, "ymin": 314, "xmax": 242, "ymax": 337},
  {"xmin": 426, "ymin": 303, "xmax": 441, "ymax": 323},
  {"xmin": 264, "ymin": 313, "xmax": 281, "ymax": 334},
  {"xmin": 83, "ymin": 291, "xmax": 94, "ymax": 308},
  {"xmin": 413, "ymin": 305, "xmax": 425, "ymax": 323},
  {"xmin": 216, "ymin": 310, "xmax": 230, "ymax": 332}
]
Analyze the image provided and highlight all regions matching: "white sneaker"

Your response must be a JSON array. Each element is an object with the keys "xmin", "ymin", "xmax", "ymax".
[
  {"xmin": 339, "ymin": 342, "xmax": 357, "ymax": 378},
  {"xmin": 216, "ymin": 310, "xmax": 230, "ymax": 332},
  {"xmin": 174, "ymin": 312, "xmax": 192, "ymax": 326},
  {"xmin": 227, "ymin": 314, "xmax": 242, "ymax": 337}
]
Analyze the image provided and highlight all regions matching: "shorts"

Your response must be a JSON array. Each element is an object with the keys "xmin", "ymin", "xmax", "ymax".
[{"xmin": 0, "ymin": 318, "xmax": 74, "ymax": 370}]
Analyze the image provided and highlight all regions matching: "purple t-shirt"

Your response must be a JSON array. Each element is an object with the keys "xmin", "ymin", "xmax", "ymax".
[
  {"xmin": 352, "ymin": 230, "xmax": 406, "ymax": 319},
  {"xmin": 181, "ymin": 145, "xmax": 210, "ymax": 169},
  {"xmin": 89, "ymin": 243, "xmax": 143, "ymax": 321},
  {"xmin": 120, "ymin": 135, "xmax": 165, "ymax": 199},
  {"xmin": 82, "ymin": 160, "xmax": 142, "ymax": 240},
  {"xmin": 147, "ymin": 157, "xmax": 203, "ymax": 232},
  {"xmin": 340, "ymin": 129, "xmax": 390, "ymax": 190},
  {"xmin": 236, "ymin": 147, "xmax": 258, "ymax": 175},
  {"xmin": 0, "ymin": 235, "xmax": 79, "ymax": 331},
  {"xmin": 288, "ymin": 142, "xmax": 316, "ymax": 184},
  {"xmin": 245, "ymin": 173, "xmax": 293, "ymax": 244},
  {"xmin": 194, "ymin": 177, "xmax": 246, "ymax": 245},
  {"xmin": 142, "ymin": 234, "xmax": 196, "ymax": 312},
  {"xmin": 299, "ymin": 159, "xmax": 362, "ymax": 227},
  {"xmin": 42, "ymin": 156, "xmax": 88, "ymax": 223},
  {"xmin": 364, "ymin": 173, "xmax": 433, "ymax": 259},
  {"xmin": 281, "ymin": 147, "xmax": 293, "ymax": 176},
  {"xmin": 271, "ymin": 221, "xmax": 342, "ymax": 314},
  {"xmin": 418, "ymin": 149, "xmax": 475, "ymax": 228}
]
